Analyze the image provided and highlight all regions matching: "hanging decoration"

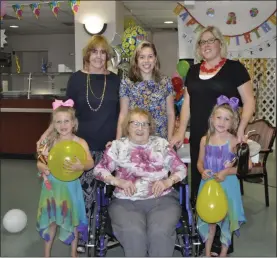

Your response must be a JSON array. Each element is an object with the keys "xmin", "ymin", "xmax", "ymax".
[
  {"xmin": 206, "ymin": 8, "xmax": 215, "ymax": 18},
  {"xmin": 174, "ymin": 3, "xmax": 276, "ymax": 50},
  {"xmin": 29, "ymin": 3, "xmax": 41, "ymax": 19},
  {"xmin": 122, "ymin": 25, "xmax": 147, "ymax": 58},
  {"xmin": 0, "ymin": 29, "xmax": 7, "ymax": 48},
  {"xmin": 49, "ymin": 1, "xmax": 60, "ymax": 18},
  {"xmin": 1, "ymin": 1, "xmax": 80, "ymax": 21},
  {"xmin": 0, "ymin": 0, "xmax": 7, "ymax": 21},
  {"xmin": 68, "ymin": 0, "xmax": 80, "ymax": 15},
  {"xmin": 226, "ymin": 12, "xmax": 237, "ymax": 25},
  {"xmin": 250, "ymin": 8, "xmax": 259, "ymax": 18},
  {"xmin": 12, "ymin": 4, "xmax": 24, "ymax": 20}
]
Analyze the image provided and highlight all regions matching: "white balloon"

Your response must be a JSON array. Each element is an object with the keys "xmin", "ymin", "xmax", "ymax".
[{"xmin": 2, "ymin": 209, "xmax": 27, "ymax": 233}]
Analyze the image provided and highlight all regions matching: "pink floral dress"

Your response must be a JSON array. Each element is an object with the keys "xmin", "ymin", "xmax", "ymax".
[{"xmin": 93, "ymin": 136, "xmax": 187, "ymax": 200}]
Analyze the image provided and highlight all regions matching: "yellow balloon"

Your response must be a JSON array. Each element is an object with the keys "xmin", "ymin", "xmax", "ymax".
[
  {"xmin": 196, "ymin": 179, "xmax": 228, "ymax": 223},
  {"xmin": 48, "ymin": 140, "xmax": 87, "ymax": 182}
]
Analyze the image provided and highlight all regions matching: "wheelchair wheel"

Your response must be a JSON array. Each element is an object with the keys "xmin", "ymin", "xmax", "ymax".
[{"xmin": 86, "ymin": 201, "xmax": 97, "ymax": 257}]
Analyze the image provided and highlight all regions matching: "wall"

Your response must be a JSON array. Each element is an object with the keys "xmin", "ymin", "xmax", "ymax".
[
  {"xmin": 177, "ymin": 1, "xmax": 276, "ymax": 59},
  {"xmin": 153, "ymin": 31, "xmax": 178, "ymax": 77},
  {"xmin": 2, "ymin": 34, "xmax": 75, "ymax": 72}
]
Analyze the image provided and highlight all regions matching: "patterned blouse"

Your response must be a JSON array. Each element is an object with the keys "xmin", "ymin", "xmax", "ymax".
[
  {"xmin": 93, "ymin": 136, "xmax": 187, "ymax": 201},
  {"xmin": 119, "ymin": 76, "xmax": 174, "ymax": 139}
]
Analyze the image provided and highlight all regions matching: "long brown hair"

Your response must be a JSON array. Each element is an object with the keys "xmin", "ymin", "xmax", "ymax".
[{"xmin": 128, "ymin": 41, "xmax": 161, "ymax": 83}]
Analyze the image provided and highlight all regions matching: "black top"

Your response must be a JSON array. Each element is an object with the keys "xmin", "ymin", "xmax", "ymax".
[
  {"xmin": 185, "ymin": 59, "xmax": 250, "ymax": 142},
  {"xmin": 66, "ymin": 70, "xmax": 120, "ymax": 151}
]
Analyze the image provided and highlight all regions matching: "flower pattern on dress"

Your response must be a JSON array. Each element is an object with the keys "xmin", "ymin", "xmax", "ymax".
[
  {"xmin": 93, "ymin": 136, "xmax": 187, "ymax": 201},
  {"xmin": 119, "ymin": 76, "xmax": 174, "ymax": 139}
]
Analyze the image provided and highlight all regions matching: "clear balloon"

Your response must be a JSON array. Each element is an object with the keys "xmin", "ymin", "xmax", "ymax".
[
  {"xmin": 3, "ymin": 209, "xmax": 27, "ymax": 233},
  {"xmin": 111, "ymin": 46, "xmax": 122, "ymax": 68},
  {"xmin": 48, "ymin": 140, "xmax": 87, "ymax": 182},
  {"xmin": 196, "ymin": 179, "xmax": 228, "ymax": 223}
]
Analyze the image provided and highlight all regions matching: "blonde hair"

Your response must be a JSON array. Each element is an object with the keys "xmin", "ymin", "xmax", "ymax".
[
  {"xmin": 122, "ymin": 107, "xmax": 155, "ymax": 136},
  {"xmin": 129, "ymin": 41, "xmax": 161, "ymax": 83},
  {"xmin": 47, "ymin": 106, "xmax": 78, "ymax": 148},
  {"xmin": 206, "ymin": 104, "xmax": 240, "ymax": 144},
  {"xmin": 194, "ymin": 26, "xmax": 228, "ymax": 63},
  {"xmin": 82, "ymin": 35, "xmax": 112, "ymax": 68}
]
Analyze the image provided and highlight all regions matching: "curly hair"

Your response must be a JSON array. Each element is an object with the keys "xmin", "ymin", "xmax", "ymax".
[
  {"xmin": 122, "ymin": 107, "xmax": 156, "ymax": 137},
  {"xmin": 128, "ymin": 41, "xmax": 161, "ymax": 83}
]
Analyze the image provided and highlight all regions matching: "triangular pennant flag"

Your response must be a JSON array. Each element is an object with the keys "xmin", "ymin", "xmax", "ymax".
[
  {"xmin": 49, "ymin": 1, "xmax": 60, "ymax": 18},
  {"xmin": 30, "ymin": 3, "xmax": 41, "ymax": 19},
  {"xmin": 68, "ymin": 0, "xmax": 80, "ymax": 15},
  {"xmin": 12, "ymin": 4, "xmax": 24, "ymax": 20}
]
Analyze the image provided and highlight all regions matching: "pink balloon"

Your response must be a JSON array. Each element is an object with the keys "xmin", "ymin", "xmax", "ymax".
[
  {"xmin": 0, "ymin": 0, "xmax": 7, "ymax": 17},
  {"xmin": 172, "ymin": 71, "xmax": 181, "ymax": 79}
]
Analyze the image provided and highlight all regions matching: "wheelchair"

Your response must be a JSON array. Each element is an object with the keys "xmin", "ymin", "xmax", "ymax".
[{"xmin": 85, "ymin": 178, "xmax": 203, "ymax": 257}]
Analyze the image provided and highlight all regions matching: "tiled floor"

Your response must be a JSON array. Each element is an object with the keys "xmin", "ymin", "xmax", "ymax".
[{"xmin": 1, "ymin": 151, "xmax": 276, "ymax": 257}]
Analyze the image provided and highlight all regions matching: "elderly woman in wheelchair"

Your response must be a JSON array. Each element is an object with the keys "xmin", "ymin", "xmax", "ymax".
[{"xmin": 93, "ymin": 107, "xmax": 187, "ymax": 257}]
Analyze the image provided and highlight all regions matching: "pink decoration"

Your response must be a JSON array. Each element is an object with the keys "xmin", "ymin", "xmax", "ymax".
[
  {"xmin": 0, "ymin": 0, "xmax": 7, "ymax": 18},
  {"xmin": 52, "ymin": 99, "xmax": 74, "ymax": 110}
]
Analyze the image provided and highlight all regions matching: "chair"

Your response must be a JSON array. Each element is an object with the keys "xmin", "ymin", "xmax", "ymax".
[
  {"xmin": 86, "ymin": 179, "xmax": 203, "ymax": 257},
  {"xmin": 239, "ymin": 119, "xmax": 276, "ymax": 207}
]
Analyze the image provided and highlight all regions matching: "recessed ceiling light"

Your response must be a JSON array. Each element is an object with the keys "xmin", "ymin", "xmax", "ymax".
[
  {"xmin": 10, "ymin": 25, "xmax": 19, "ymax": 28},
  {"xmin": 164, "ymin": 21, "xmax": 174, "ymax": 24}
]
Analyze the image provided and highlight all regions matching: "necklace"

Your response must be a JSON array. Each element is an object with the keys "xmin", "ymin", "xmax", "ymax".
[
  {"xmin": 200, "ymin": 58, "xmax": 227, "ymax": 73},
  {"xmin": 86, "ymin": 74, "xmax": 106, "ymax": 112}
]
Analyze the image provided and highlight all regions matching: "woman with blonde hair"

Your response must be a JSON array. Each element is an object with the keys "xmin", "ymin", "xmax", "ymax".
[
  {"xmin": 170, "ymin": 26, "xmax": 255, "ymax": 256},
  {"xmin": 37, "ymin": 35, "xmax": 120, "ymax": 252},
  {"xmin": 116, "ymin": 40, "xmax": 175, "ymax": 141}
]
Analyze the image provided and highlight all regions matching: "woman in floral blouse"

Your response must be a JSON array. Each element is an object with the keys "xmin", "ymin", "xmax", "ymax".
[
  {"xmin": 116, "ymin": 41, "xmax": 175, "ymax": 141},
  {"xmin": 94, "ymin": 108, "xmax": 187, "ymax": 257}
]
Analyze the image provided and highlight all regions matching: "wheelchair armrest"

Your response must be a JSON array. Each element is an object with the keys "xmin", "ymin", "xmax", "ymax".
[
  {"xmin": 173, "ymin": 177, "xmax": 188, "ymax": 191},
  {"xmin": 179, "ymin": 177, "xmax": 188, "ymax": 185}
]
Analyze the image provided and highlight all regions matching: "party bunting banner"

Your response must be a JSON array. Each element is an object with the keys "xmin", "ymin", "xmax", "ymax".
[
  {"xmin": 12, "ymin": 4, "xmax": 23, "ymax": 20},
  {"xmin": 174, "ymin": 3, "xmax": 276, "ymax": 47},
  {"xmin": 2, "ymin": 1, "xmax": 80, "ymax": 21},
  {"xmin": 30, "ymin": 3, "xmax": 41, "ymax": 19}
]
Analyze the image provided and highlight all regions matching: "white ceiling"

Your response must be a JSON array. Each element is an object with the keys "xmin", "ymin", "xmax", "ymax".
[
  {"xmin": 1, "ymin": 1, "xmax": 179, "ymax": 36},
  {"xmin": 122, "ymin": 1, "xmax": 179, "ymax": 31}
]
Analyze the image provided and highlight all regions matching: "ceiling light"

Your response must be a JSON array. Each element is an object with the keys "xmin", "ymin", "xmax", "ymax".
[
  {"xmin": 10, "ymin": 25, "xmax": 19, "ymax": 28},
  {"xmin": 83, "ymin": 16, "xmax": 107, "ymax": 35},
  {"xmin": 164, "ymin": 21, "xmax": 174, "ymax": 24}
]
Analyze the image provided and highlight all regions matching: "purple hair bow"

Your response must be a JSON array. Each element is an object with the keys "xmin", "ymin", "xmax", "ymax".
[{"xmin": 217, "ymin": 95, "xmax": 239, "ymax": 111}]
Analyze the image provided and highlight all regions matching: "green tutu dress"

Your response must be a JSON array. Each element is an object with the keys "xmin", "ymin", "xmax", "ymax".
[{"xmin": 36, "ymin": 174, "xmax": 88, "ymax": 245}]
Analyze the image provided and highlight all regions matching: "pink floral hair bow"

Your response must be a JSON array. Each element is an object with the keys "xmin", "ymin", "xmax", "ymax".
[{"xmin": 52, "ymin": 99, "xmax": 74, "ymax": 110}]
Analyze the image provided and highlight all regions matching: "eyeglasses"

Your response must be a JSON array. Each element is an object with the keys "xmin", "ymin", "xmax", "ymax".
[
  {"xmin": 129, "ymin": 121, "xmax": 150, "ymax": 129},
  {"xmin": 198, "ymin": 38, "xmax": 218, "ymax": 46}
]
